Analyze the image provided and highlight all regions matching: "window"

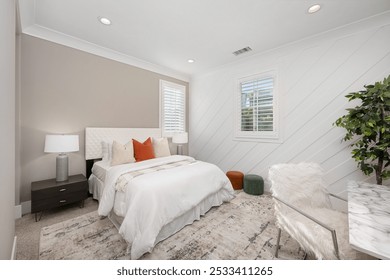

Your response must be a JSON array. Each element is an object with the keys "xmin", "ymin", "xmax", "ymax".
[
  {"xmin": 235, "ymin": 71, "xmax": 280, "ymax": 141},
  {"xmin": 160, "ymin": 80, "xmax": 186, "ymax": 137}
]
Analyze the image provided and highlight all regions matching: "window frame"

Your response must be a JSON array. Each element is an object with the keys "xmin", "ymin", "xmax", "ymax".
[
  {"xmin": 234, "ymin": 70, "xmax": 281, "ymax": 142},
  {"xmin": 159, "ymin": 79, "xmax": 186, "ymax": 138}
]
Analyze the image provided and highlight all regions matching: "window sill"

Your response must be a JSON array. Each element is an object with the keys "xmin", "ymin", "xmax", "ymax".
[{"xmin": 233, "ymin": 134, "xmax": 283, "ymax": 143}]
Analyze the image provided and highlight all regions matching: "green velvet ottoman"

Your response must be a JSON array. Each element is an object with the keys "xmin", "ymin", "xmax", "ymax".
[{"xmin": 243, "ymin": 174, "xmax": 264, "ymax": 195}]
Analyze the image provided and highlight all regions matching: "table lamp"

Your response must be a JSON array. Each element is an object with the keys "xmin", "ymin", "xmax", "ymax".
[
  {"xmin": 172, "ymin": 132, "xmax": 188, "ymax": 155},
  {"xmin": 44, "ymin": 134, "xmax": 79, "ymax": 182}
]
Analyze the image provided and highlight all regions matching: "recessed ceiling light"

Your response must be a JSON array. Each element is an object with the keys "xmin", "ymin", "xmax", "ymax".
[
  {"xmin": 98, "ymin": 17, "xmax": 111, "ymax": 25},
  {"xmin": 187, "ymin": 59, "xmax": 195, "ymax": 63},
  {"xmin": 307, "ymin": 4, "xmax": 321, "ymax": 14}
]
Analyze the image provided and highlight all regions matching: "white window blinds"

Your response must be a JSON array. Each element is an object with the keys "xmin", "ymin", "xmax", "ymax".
[
  {"xmin": 160, "ymin": 80, "xmax": 186, "ymax": 136},
  {"xmin": 240, "ymin": 77, "xmax": 274, "ymax": 132},
  {"xmin": 235, "ymin": 71, "xmax": 280, "ymax": 142}
]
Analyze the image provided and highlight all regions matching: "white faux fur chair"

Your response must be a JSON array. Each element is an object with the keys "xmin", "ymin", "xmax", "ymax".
[{"xmin": 268, "ymin": 162, "xmax": 369, "ymax": 260}]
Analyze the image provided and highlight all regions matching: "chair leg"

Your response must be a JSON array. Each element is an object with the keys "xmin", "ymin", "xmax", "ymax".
[{"xmin": 275, "ymin": 228, "xmax": 281, "ymax": 258}]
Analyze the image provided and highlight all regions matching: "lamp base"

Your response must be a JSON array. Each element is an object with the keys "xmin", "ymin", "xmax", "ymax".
[
  {"xmin": 177, "ymin": 144, "xmax": 184, "ymax": 155},
  {"xmin": 56, "ymin": 154, "xmax": 68, "ymax": 182}
]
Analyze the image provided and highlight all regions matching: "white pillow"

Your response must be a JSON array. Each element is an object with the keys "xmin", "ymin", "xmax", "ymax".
[
  {"xmin": 111, "ymin": 140, "xmax": 135, "ymax": 166},
  {"xmin": 153, "ymin": 137, "xmax": 171, "ymax": 158},
  {"xmin": 101, "ymin": 141, "xmax": 113, "ymax": 162}
]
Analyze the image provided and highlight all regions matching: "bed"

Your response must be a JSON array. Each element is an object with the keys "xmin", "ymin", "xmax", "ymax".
[{"xmin": 85, "ymin": 127, "xmax": 235, "ymax": 259}]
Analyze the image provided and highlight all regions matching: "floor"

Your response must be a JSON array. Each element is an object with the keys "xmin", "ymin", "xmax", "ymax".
[{"xmin": 15, "ymin": 197, "xmax": 98, "ymax": 260}]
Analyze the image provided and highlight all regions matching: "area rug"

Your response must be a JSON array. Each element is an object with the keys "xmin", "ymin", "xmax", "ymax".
[{"xmin": 39, "ymin": 192, "xmax": 305, "ymax": 260}]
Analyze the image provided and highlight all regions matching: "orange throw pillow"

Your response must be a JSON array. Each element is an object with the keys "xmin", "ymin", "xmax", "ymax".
[{"xmin": 133, "ymin": 137, "xmax": 155, "ymax": 162}]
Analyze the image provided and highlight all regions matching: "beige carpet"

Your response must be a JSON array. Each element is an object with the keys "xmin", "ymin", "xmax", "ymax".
[{"xmin": 39, "ymin": 192, "xmax": 305, "ymax": 260}]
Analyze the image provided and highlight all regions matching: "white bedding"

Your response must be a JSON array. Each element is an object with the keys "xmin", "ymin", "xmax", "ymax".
[
  {"xmin": 91, "ymin": 160, "xmax": 111, "ymax": 182},
  {"xmin": 89, "ymin": 160, "xmax": 146, "ymax": 213},
  {"xmin": 89, "ymin": 160, "xmax": 112, "ymax": 200},
  {"xmin": 97, "ymin": 155, "xmax": 235, "ymax": 259},
  {"xmin": 88, "ymin": 174, "xmax": 104, "ymax": 200}
]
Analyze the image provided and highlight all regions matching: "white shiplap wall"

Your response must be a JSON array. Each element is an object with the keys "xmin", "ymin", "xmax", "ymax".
[{"xmin": 189, "ymin": 13, "xmax": 390, "ymax": 195}]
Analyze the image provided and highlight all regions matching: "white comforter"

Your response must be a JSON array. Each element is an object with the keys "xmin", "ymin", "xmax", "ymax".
[{"xmin": 98, "ymin": 155, "xmax": 235, "ymax": 259}]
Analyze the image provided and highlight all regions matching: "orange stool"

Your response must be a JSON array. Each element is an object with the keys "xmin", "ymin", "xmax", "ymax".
[{"xmin": 226, "ymin": 171, "xmax": 244, "ymax": 190}]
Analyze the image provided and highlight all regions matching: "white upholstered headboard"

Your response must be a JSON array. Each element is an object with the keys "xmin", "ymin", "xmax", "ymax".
[{"xmin": 85, "ymin": 127, "xmax": 161, "ymax": 160}]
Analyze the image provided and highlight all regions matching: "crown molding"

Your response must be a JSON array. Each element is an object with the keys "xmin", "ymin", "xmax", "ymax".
[{"xmin": 22, "ymin": 24, "xmax": 190, "ymax": 82}]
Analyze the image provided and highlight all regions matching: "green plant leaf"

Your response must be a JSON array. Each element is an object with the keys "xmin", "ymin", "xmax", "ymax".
[{"xmin": 335, "ymin": 74, "xmax": 390, "ymax": 185}]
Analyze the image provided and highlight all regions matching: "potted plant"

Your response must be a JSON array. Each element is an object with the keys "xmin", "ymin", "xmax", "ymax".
[{"xmin": 334, "ymin": 75, "xmax": 390, "ymax": 185}]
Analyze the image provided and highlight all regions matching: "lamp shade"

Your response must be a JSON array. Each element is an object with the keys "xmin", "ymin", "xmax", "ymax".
[
  {"xmin": 172, "ymin": 132, "xmax": 188, "ymax": 144},
  {"xmin": 44, "ymin": 135, "xmax": 79, "ymax": 153}
]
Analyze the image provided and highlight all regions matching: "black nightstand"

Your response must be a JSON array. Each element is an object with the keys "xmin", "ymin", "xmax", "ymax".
[{"xmin": 31, "ymin": 174, "xmax": 88, "ymax": 222}]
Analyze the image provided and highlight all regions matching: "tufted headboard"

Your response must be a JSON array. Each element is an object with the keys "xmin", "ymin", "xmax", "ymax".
[{"xmin": 85, "ymin": 127, "xmax": 161, "ymax": 177}]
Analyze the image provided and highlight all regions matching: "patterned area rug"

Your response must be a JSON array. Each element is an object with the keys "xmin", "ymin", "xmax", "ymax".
[{"xmin": 39, "ymin": 192, "xmax": 305, "ymax": 260}]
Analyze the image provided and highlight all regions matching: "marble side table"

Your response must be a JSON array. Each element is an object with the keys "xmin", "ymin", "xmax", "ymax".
[{"xmin": 348, "ymin": 181, "xmax": 390, "ymax": 260}]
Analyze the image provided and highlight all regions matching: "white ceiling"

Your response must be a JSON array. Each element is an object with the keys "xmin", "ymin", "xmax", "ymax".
[{"xmin": 18, "ymin": 0, "xmax": 390, "ymax": 80}]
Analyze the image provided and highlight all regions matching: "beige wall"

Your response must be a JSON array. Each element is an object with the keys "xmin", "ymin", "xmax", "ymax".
[
  {"xmin": 0, "ymin": 0, "xmax": 16, "ymax": 259},
  {"xmin": 19, "ymin": 34, "xmax": 189, "ymax": 204}
]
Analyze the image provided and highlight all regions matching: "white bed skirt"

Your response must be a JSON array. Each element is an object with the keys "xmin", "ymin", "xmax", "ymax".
[
  {"xmin": 88, "ymin": 174, "xmax": 104, "ymax": 200},
  {"xmin": 108, "ymin": 187, "xmax": 233, "ymax": 259}
]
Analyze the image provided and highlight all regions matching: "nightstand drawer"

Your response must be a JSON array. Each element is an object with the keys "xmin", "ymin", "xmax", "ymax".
[
  {"xmin": 31, "ymin": 190, "xmax": 88, "ymax": 213},
  {"xmin": 32, "ymin": 181, "xmax": 87, "ymax": 200},
  {"xmin": 31, "ymin": 174, "xmax": 89, "ymax": 219}
]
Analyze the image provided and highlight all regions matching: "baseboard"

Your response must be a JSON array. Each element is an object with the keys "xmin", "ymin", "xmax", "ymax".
[
  {"xmin": 11, "ymin": 236, "xmax": 17, "ymax": 260},
  {"xmin": 14, "ymin": 205, "xmax": 22, "ymax": 219},
  {"xmin": 21, "ymin": 200, "xmax": 31, "ymax": 215},
  {"xmin": 15, "ymin": 200, "xmax": 32, "ymax": 218}
]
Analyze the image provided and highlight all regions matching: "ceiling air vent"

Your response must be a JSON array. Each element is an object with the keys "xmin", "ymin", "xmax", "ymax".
[{"xmin": 233, "ymin": 46, "xmax": 252, "ymax": 56}]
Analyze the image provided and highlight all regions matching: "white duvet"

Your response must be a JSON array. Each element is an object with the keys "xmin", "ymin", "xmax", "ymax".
[{"xmin": 98, "ymin": 155, "xmax": 235, "ymax": 259}]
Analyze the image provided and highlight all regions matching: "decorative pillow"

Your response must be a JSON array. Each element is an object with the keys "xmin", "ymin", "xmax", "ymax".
[
  {"xmin": 101, "ymin": 141, "xmax": 113, "ymax": 162},
  {"xmin": 133, "ymin": 137, "xmax": 155, "ymax": 162},
  {"xmin": 111, "ymin": 140, "xmax": 135, "ymax": 166},
  {"xmin": 153, "ymin": 137, "xmax": 171, "ymax": 158}
]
